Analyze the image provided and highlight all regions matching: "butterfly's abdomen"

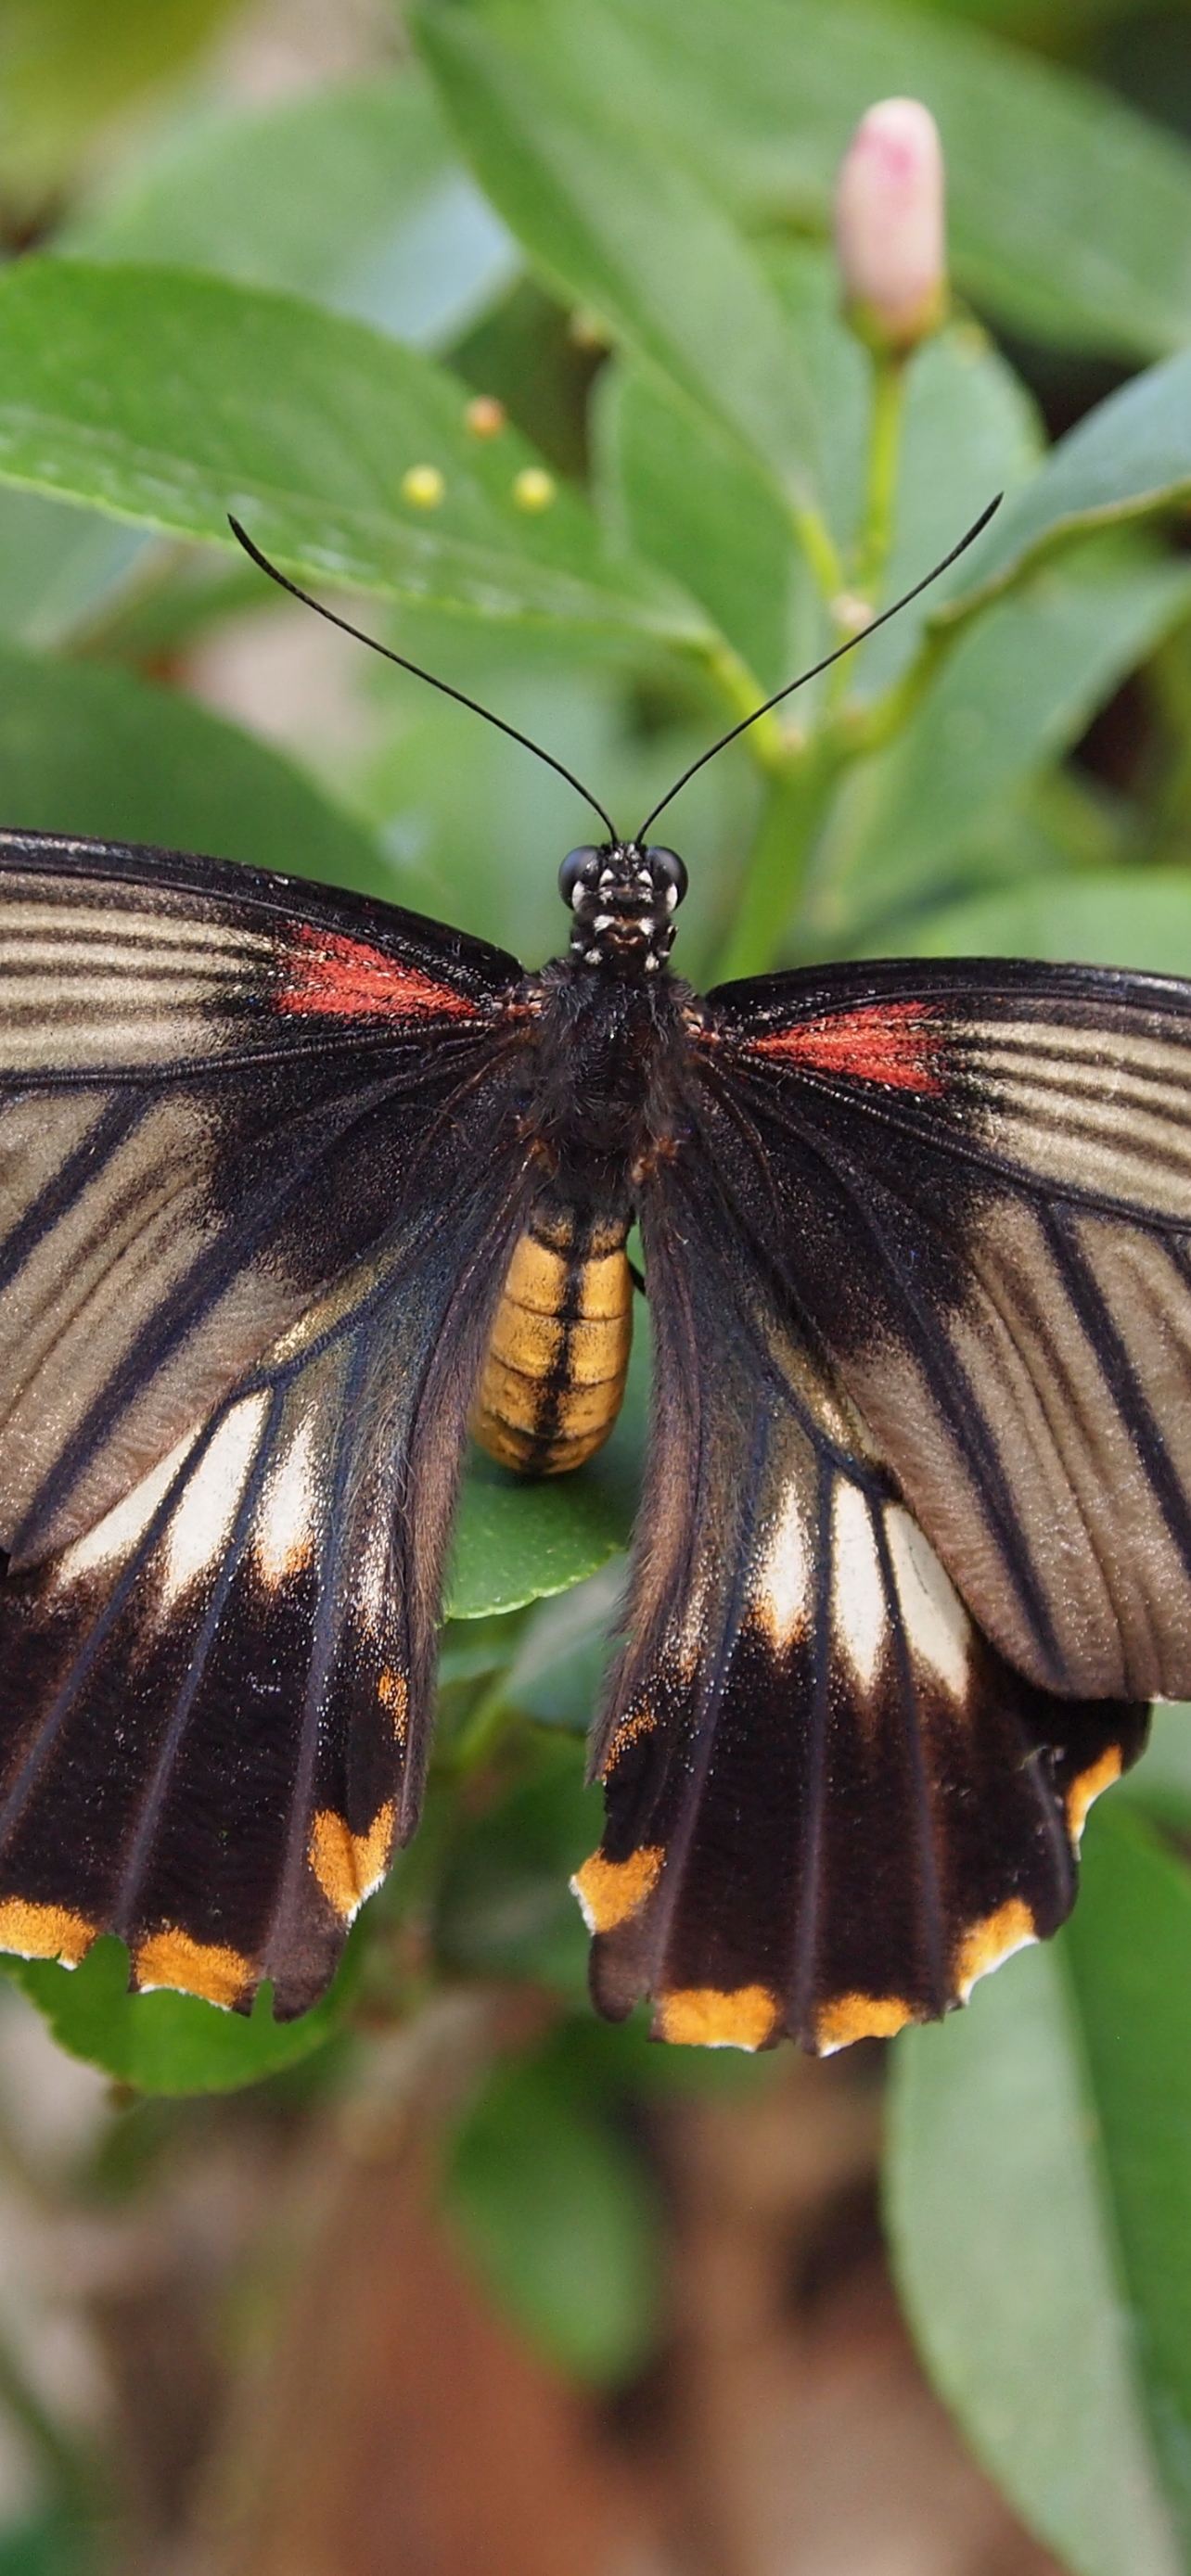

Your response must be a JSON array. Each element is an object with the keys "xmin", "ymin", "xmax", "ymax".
[{"xmin": 470, "ymin": 1203, "xmax": 633, "ymax": 1476}]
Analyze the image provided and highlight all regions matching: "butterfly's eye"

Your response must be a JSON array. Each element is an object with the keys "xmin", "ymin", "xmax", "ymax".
[
  {"xmin": 645, "ymin": 846, "xmax": 688, "ymax": 907},
  {"xmin": 559, "ymin": 847, "xmax": 604, "ymax": 906}
]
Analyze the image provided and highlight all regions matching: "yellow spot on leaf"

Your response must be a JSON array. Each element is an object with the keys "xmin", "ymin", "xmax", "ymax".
[
  {"xmin": 402, "ymin": 464, "xmax": 445, "ymax": 508},
  {"xmin": 815, "ymin": 1991, "xmax": 915, "ymax": 2052},
  {"xmin": 309, "ymin": 1803, "xmax": 395, "ymax": 1921},
  {"xmin": 512, "ymin": 466, "xmax": 556, "ymax": 512},
  {"xmin": 134, "ymin": 1927, "xmax": 251, "ymax": 2009},
  {"xmin": 0, "ymin": 1897, "xmax": 94, "ymax": 1968},
  {"xmin": 1067, "ymin": 1746, "xmax": 1122, "ymax": 1846},
  {"xmin": 571, "ymin": 1845, "xmax": 662, "ymax": 1933},
  {"xmin": 954, "ymin": 1897, "xmax": 1036, "ymax": 2002},
  {"xmin": 656, "ymin": 1985, "xmax": 781, "ymax": 2050}
]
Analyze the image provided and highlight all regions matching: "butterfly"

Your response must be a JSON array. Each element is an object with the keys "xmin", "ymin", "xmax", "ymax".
[{"xmin": 0, "ymin": 503, "xmax": 1173, "ymax": 2055}]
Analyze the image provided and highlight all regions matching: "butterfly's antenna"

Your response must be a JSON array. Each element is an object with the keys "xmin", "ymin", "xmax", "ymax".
[
  {"xmin": 634, "ymin": 492, "xmax": 1003, "ymax": 843},
  {"xmin": 228, "ymin": 516, "xmax": 619, "ymax": 841}
]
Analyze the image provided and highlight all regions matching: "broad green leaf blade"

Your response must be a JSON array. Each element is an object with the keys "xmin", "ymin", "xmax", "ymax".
[
  {"xmin": 0, "ymin": 634, "xmax": 391, "ymax": 895},
  {"xmin": 444, "ymin": 2041, "xmax": 663, "ymax": 2381},
  {"xmin": 3, "ymin": 1932, "xmax": 354, "ymax": 2095},
  {"xmin": 595, "ymin": 360, "xmax": 806, "ymax": 699},
  {"xmin": 0, "ymin": 261, "xmax": 707, "ymax": 644},
  {"xmin": 893, "ymin": 871, "xmax": 1191, "ymax": 973},
  {"xmin": 1065, "ymin": 1807, "xmax": 1191, "ymax": 2539},
  {"xmin": 433, "ymin": 0, "xmax": 1191, "ymax": 362},
  {"xmin": 889, "ymin": 1799, "xmax": 1191, "ymax": 2570},
  {"xmin": 947, "ymin": 349, "xmax": 1191, "ymax": 616},
  {"xmin": 61, "ymin": 70, "xmax": 518, "ymax": 350},
  {"xmin": 446, "ymin": 1459, "xmax": 633, "ymax": 1619},
  {"xmin": 887, "ymin": 1920, "xmax": 1181, "ymax": 2576},
  {"xmin": 0, "ymin": 484, "xmax": 148, "ymax": 651},
  {"xmin": 802, "ymin": 552, "xmax": 1191, "ymax": 952},
  {"xmin": 415, "ymin": 0, "xmax": 827, "ymax": 529}
]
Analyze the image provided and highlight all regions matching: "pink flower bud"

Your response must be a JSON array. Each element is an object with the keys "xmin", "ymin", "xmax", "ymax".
[{"xmin": 834, "ymin": 99, "xmax": 947, "ymax": 356}]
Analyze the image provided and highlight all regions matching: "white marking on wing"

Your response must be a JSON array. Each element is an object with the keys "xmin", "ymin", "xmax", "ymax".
[
  {"xmin": 831, "ymin": 1483, "xmax": 887, "ymax": 1692},
  {"xmin": 160, "ymin": 1394, "xmax": 269, "ymax": 1607},
  {"xmin": 255, "ymin": 1411, "xmax": 321, "ymax": 1585},
  {"xmin": 755, "ymin": 1483, "xmax": 810, "ymax": 1647},
  {"xmin": 885, "ymin": 1506, "xmax": 969, "ymax": 1701},
  {"xmin": 54, "ymin": 1433, "xmax": 198, "ymax": 1588}
]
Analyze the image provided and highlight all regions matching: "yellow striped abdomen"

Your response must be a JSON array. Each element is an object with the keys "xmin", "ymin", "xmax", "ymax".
[{"xmin": 470, "ymin": 1206, "xmax": 633, "ymax": 1476}]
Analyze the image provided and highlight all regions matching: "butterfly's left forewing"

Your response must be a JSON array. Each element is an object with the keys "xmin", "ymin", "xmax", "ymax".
[{"xmin": 0, "ymin": 831, "xmax": 533, "ymax": 2009}]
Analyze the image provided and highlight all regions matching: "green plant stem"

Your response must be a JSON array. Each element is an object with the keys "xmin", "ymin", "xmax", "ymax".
[
  {"xmin": 793, "ymin": 499, "xmax": 844, "ymax": 603},
  {"xmin": 858, "ymin": 351, "xmax": 908, "ymax": 601},
  {"xmin": 444, "ymin": 1677, "xmax": 520, "ymax": 1779},
  {"xmin": 714, "ymin": 743, "xmax": 841, "ymax": 982}
]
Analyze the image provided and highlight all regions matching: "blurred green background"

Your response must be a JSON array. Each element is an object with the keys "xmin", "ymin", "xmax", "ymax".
[{"xmin": 0, "ymin": 1, "xmax": 1190, "ymax": 2570}]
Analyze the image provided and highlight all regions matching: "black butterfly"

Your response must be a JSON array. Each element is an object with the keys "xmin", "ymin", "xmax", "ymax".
[{"xmin": 0, "ymin": 504, "xmax": 1172, "ymax": 2053}]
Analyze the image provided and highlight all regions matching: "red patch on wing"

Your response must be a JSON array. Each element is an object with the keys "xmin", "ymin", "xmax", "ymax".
[
  {"xmin": 749, "ymin": 1000, "xmax": 943, "ymax": 1092},
  {"xmin": 281, "ymin": 927, "xmax": 479, "ymax": 1023}
]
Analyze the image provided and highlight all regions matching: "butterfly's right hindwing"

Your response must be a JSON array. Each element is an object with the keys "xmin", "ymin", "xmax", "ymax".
[{"xmin": 578, "ymin": 1160, "xmax": 1146, "ymax": 2054}]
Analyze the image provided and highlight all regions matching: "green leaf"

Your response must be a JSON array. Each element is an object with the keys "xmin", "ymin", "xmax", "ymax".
[
  {"xmin": 893, "ymin": 870, "xmax": 1191, "ymax": 974},
  {"xmin": 0, "ymin": 635, "xmax": 391, "ymax": 896},
  {"xmin": 60, "ymin": 70, "xmax": 518, "ymax": 350},
  {"xmin": 0, "ymin": 261, "xmax": 707, "ymax": 645},
  {"xmin": 948, "ymin": 349, "xmax": 1191, "ymax": 618},
  {"xmin": 888, "ymin": 1801, "xmax": 1191, "ymax": 2572},
  {"xmin": 803, "ymin": 550, "xmax": 1191, "ymax": 951},
  {"xmin": 446, "ymin": 1457, "xmax": 631, "ymax": 1620},
  {"xmin": 444, "ymin": 2041, "xmax": 663, "ymax": 2380},
  {"xmin": 1120, "ymin": 1707, "xmax": 1191, "ymax": 1826},
  {"xmin": 595, "ymin": 360, "xmax": 808, "ymax": 698},
  {"xmin": 0, "ymin": 486, "xmax": 148, "ymax": 651},
  {"xmin": 3, "ymin": 1932, "xmax": 355, "ymax": 2096},
  {"xmin": 425, "ymin": 0, "xmax": 1191, "ymax": 362},
  {"xmin": 416, "ymin": 0, "xmax": 828, "ymax": 531}
]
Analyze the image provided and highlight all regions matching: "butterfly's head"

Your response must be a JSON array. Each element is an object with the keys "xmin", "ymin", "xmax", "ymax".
[{"xmin": 559, "ymin": 840, "xmax": 687, "ymax": 975}]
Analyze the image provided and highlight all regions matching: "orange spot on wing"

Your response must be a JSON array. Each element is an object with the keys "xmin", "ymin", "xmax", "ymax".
[
  {"xmin": 283, "ymin": 927, "xmax": 478, "ymax": 1023},
  {"xmin": 954, "ymin": 1896, "xmax": 1036, "ymax": 2000},
  {"xmin": 378, "ymin": 1669, "xmax": 408, "ymax": 1745},
  {"xmin": 309, "ymin": 1803, "xmax": 396, "ymax": 1920},
  {"xmin": 0, "ymin": 1897, "xmax": 95, "ymax": 1968},
  {"xmin": 1066, "ymin": 1746, "xmax": 1122, "ymax": 1845},
  {"xmin": 134, "ymin": 1927, "xmax": 252, "ymax": 2009},
  {"xmin": 749, "ymin": 1000, "xmax": 943, "ymax": 1091},
  {"xmin": 572, "ymin": 1845, "xmax": 663, "ymax": 1932},
  {"xmin": 814, "ymin": 1991, "xmax": 916, "ymax": 2051},
  {"xmin": 655, "ymin": 1984, "xmax": 781, "ymax": 2050}
]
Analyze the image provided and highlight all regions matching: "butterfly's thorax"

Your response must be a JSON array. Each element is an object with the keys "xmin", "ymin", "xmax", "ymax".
[{"xmin": 471, "ymin": 893, "xmax": 693, "ymax": 1477}]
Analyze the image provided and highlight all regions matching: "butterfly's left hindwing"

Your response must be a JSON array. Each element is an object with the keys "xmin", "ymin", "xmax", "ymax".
[
  {"xmin": 579, "ymin": 1158, "xmax": 1147, "ymax": 2054},
  {"xmin": 0, "ymin": 831, "xmax": 532, "ymax": 2010}
]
